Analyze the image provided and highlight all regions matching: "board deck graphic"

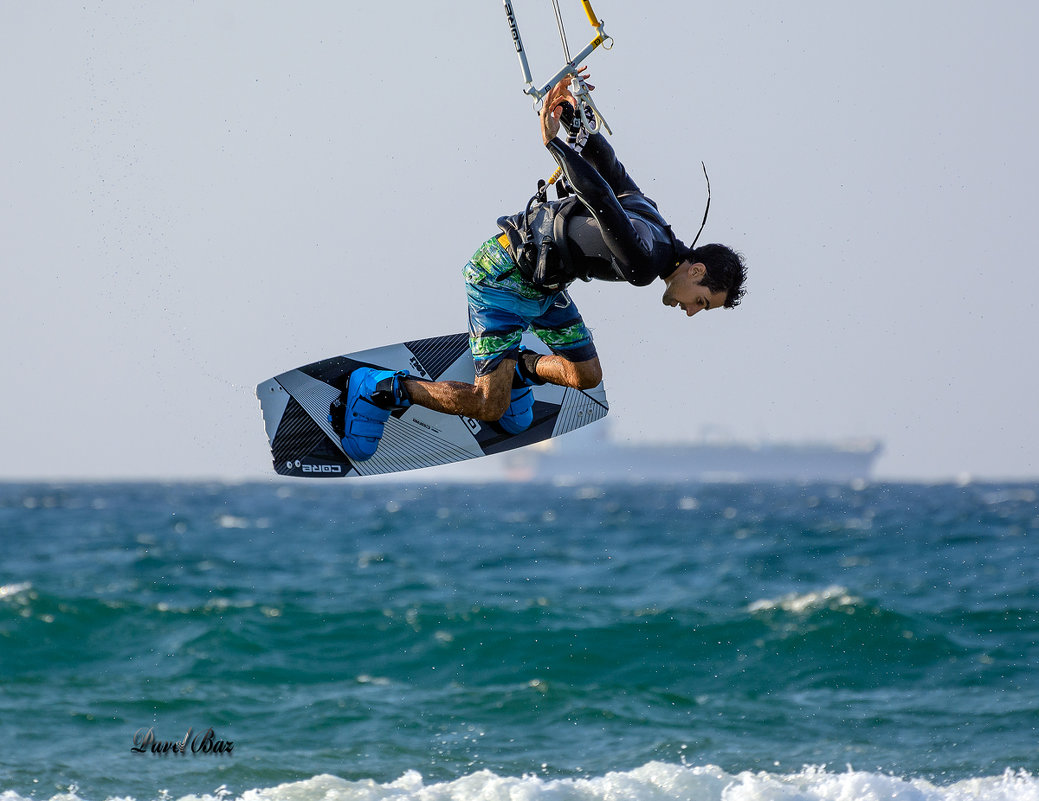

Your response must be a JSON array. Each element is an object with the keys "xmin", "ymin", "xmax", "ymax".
[{"xmin": 257, "ymin": 333, "xmax": 609, "ymax": 478}]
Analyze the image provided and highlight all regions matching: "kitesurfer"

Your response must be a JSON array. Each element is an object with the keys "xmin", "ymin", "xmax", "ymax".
[{"xmin": 331, "ymin": 75, "xmax": 747, "ymax": 461}]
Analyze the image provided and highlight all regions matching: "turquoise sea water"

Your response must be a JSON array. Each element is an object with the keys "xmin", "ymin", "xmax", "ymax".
[{"xmin": 1, "ymin": 480, "xmax": 1037, "ymax": 801}]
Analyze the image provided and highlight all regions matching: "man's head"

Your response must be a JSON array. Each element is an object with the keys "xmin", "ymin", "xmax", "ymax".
[{"xmin": 662, "ymin": 243, "xmax": 746, "ymax": 317}]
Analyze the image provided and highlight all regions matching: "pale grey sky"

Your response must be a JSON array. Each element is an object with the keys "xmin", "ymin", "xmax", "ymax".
[{"xmin": 2, "ymin": 2, "xmax": 1037, "ymax": 480}]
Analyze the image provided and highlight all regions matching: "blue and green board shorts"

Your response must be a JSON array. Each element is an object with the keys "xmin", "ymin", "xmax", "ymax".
[{"xmin": 463, "ymin": 236, "xmax": 597, "ymax": 377}]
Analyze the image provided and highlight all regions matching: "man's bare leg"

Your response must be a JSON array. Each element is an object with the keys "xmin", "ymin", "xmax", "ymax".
[
  {"xmin": 402, "ymin": 354, "xmax": 602, "ymax": 421},
  {"xmin": 403, "ymin": 359, "xmax": 515, "ymax": 421}
]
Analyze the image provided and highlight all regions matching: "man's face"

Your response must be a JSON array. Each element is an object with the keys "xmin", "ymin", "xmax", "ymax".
[{"xmin": 662, "ymin": 261, "xmax": 728, "ymax": 317}]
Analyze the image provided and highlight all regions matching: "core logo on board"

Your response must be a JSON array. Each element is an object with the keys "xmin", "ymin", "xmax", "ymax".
[
  {"xmin": 301, "ymin": 464, "xmax": 343, "ymax": 474},
  {"xmin": 287, "ymin": 461, "xmax": 343, "ymax": 474},
  {"xmin": 408, "ymin": 357, "xmax": 429, "ymax": 378}
]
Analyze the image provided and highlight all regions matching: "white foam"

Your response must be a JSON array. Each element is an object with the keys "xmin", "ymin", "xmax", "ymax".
[
  {"xmin": 5, "ymin": 764, "xmax": 1038, "ymax": 801},
  {"xmin": 747, "ymin": 585, "xmax": 861, "ymax": 615},
  {"xmin": 0, "ymin": 582, "xmax": 33, "ymax": 601}
]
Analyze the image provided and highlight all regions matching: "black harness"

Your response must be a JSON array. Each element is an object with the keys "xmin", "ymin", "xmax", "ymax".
[{"xmin": 513, "ymin": 102, "xmax": 586, "ymax": 292}]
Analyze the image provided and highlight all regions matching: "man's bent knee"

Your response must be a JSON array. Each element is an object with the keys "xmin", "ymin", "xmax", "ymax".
[{"xmin": 573, "ymin": 358, "xmax": 603, "ymax": 390}]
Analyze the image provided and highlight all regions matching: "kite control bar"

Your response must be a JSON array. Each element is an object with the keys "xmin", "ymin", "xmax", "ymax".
[{"xmin": 502, "ymin": 0, "xmax": 613, "ymax": 135}]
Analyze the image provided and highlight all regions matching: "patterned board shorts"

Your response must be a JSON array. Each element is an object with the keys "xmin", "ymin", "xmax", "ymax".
[{"xmin": 463, "ymin": 236, "xmax": 597, "ymax": 377}]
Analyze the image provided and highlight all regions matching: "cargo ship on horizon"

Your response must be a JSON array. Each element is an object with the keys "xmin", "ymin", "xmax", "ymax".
[{"xmin": 497, "ymin": 423, "xmax": 883, "ymax": 484}]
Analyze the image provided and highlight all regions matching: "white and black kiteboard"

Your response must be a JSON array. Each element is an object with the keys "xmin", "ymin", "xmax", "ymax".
[{"xmin": 256, "ymin": 332, "xmax": 609, "ymax": 478}]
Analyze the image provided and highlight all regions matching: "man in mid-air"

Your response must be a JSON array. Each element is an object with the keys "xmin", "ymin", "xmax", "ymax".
[{"xmin": 331, "ymin": 75, "xmax": 747, "ymax": 461}]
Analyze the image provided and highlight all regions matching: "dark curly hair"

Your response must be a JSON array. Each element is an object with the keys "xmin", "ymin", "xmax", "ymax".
[{"xmin": 674, "ymin": 241, "xmax": 747, "ymax": 309}]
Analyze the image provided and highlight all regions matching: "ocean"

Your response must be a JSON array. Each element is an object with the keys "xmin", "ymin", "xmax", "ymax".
[{"xmin": 1, "ymin": 480, "xmax": 1037, "ymax": 801}]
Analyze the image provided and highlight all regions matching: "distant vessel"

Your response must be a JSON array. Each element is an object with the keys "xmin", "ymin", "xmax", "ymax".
[{"xmin": 499, "ymin": 424, "xmax": 883, "ymax": 484}]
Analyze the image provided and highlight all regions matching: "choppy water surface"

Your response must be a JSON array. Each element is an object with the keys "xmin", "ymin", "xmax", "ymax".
[{"xmin": 1, "ymin": 480, "xmax": 1036, "ymax": 800}]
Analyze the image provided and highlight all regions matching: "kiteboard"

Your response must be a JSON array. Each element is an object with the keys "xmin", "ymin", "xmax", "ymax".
[{"xmin": 256, "ymin": 332, "xmax": 609, "ymax": 478}]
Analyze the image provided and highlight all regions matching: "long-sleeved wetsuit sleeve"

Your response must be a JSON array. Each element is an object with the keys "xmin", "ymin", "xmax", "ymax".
[
  {"xmin": 545, "ymin": 137, "xmax": 659, "ymax": 285},
  {"xmin": 576, "ymin": 133, "xmax": 642, "ymax": 197}
]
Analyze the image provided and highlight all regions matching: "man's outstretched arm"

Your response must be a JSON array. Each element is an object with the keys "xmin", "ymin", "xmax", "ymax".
[
  {"xmin": 539, "ymin": 79, "xmax": 659, "ymax": 284},
  {"xmin": 572, "ymin": 132, "xmax": 641, "ymax": 197}
]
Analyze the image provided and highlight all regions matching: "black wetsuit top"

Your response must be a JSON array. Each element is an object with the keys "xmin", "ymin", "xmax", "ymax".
[{"xmin": 497, "ymin": 134, "xmax": 679, "ymax": 291}]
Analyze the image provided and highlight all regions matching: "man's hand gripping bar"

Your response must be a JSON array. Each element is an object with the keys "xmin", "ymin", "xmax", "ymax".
[{"xmin": 502, "ymin": 0, "xmax": 613, "ymax": 135}]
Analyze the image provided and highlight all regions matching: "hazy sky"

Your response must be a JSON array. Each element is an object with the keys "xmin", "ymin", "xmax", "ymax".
[{"xmin": 2, "ymin": 2, "xmax": 1037, "ymax": 481}]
